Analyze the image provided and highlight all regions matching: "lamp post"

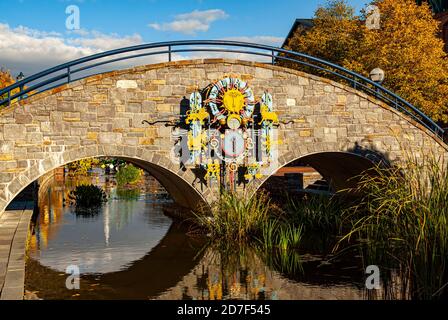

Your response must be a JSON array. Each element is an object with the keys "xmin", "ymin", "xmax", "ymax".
[
  {"xmin": 16, "ymin": 72, "xmax": 25, "ymax": 100},
  {"xmin": 369, "ymin": 68, "xmax": 385, "ymax": 84},
  {"xmin": 16, "ymin": 72, "xmax": 25, "ymax": 81},
  {"xmin": 369, "ymin": 68, "xmax": 385, "ymax": 97}
]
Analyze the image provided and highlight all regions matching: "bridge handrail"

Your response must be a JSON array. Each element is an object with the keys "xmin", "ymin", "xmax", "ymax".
[{"xmin": 0, "ymin": 40, "xmax": 444, "ymax": 139}]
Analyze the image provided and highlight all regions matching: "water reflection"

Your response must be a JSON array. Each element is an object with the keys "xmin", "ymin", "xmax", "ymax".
[
  {"xmin": 157, "ymin": 245, "xmax": 366, "ymax": 300},
  {"xmin": 29, "ymin": 168, "xmax": 174, "ymax": 275},
  {"xmin": 26, "ymin": 167, "xmax": 368, "ymax": 300}
]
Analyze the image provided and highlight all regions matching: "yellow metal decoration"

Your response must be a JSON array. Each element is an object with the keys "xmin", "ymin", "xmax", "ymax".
[
  {"xmin": 180, "ymin": 79, "xmax": 280, "ymax": 189},
  {"xmin": 223, "ymin": 89, "xmax": 246, "ymax": 114},
  {"xmin": 260, "ymin": 104, "xmax": 279, "ymax": 124},
  {"xmin": 244, "ymin": 163, "xmax": 263, "ymax": 181},
  {"xmin": 226, "ymin": 114, "xmax": 242, "ymax": 130},
  {"xmin": 264, "ymin": 135, "xmax": 283, "ymax": 154},
  {"xmin": 187, "ymin": 131, "xmax": 207, "ymax": 151},
  {"xmin": 205, "ymin": 159, "xmax": 221, "ymax": 182},
  {"xmin": 185, "ymin": 107, "xmax": 209, "ymax": 125}
]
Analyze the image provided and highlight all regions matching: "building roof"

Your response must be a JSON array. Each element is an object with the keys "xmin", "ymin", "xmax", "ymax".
[
  {"xmin": 417, "ymin": 0, "xmax": 448, "ymax": 14},
  {"xmin": 282, "ymin": 19, "xmax": 314, "ymax": 48}
]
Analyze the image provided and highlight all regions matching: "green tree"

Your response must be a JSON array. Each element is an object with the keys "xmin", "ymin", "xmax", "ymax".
[{"xmin": 116, "ymin": 164, "xmax": 143, "ymax": 186}]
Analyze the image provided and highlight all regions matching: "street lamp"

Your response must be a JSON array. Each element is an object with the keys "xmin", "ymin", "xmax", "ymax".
[
  {"xmin": 369, "ymin": 68, "xmax": 385, "ymax": 84},
  {"xmin": 16, "ymin": 72, "xmax": 25, "ymax": 101},
  {"xmin": 16, "ymin": 72, "xmax": 25, "ymax": 82}
]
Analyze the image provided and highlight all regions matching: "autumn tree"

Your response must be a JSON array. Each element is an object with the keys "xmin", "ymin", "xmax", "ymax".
[
  {"xmin": 285, "ymin": 0, "xmax": 448, "ymax": 123},
  {"xmin": 0, "ymin": 69, "xmax": 17, "ymax": 106},
  {"xmin": 0, "ymin": 69, "xmax": 15, "ymax": 89},
  {"xmin": 285, "ymin": 0, "xmax": 362, "ymax": 68}
]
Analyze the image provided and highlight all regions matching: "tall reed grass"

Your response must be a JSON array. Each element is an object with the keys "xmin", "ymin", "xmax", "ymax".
[
  {"xmin": 339, "ymin": 153, "xmax": 448, "ymax": 300},
  {"xmin": 193, "ymin": 191, "xmax": 280, "ymax": 242},
  {"xmin": 286, "ymin": 194, "xmax": 344, "ymax": 233},
  {"xmin": 193, "ymin": 191, "xmax": 304, "ymax": 251}
]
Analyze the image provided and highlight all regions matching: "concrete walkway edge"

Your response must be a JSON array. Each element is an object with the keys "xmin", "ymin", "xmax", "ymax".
[{"xmin": 0, "ymin": 205, "xmax": 33, "ymax": 300}]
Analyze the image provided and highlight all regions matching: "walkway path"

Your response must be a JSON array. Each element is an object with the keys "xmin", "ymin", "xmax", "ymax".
[{"xmin": 0, "ymin": 204, "xmax": 33, "ymax": 300}]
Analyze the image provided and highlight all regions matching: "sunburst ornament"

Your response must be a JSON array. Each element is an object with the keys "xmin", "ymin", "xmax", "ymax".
[
  {"xmin": 207, "ymin": 77, "xmax": 255, "ymax": 128},
  {"xmin": 223, "ymin": 89, "xmax": 246, "ymax": 114}
]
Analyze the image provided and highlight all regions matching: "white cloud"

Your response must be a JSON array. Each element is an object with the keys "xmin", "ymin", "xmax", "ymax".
[
  {"xmin": 0, "ymin": 23, "xmax": 143, "ymax": 76},
  {"xmin": 0, "ymin": 22, "xmax": 284, "ymax": 82},
  {"xmin": 149, "ymin": 9, "xmax": 229, "ymax": 35},
  {"xmin": 66, "ymin": 30, "xmax": 143, "ymax": 51},
  {"xmin": 176, "ymin": 9, "xmax": 228, "ymax": 23},
  {"xmin": 223, "ymin": 36, "xmax": 284, "ymax": 47},
  {"xmin": 181, "ymin": 36, "xmax": 284, "ymax": 64}
]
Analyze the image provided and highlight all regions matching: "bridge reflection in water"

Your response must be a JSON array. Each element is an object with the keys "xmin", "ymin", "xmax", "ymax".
[{"xmin": 25, "ymin": 166, "xmax": 368, "ymax": 300}]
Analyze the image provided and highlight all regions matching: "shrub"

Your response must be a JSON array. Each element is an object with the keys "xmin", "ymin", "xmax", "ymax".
[
  {"xmin": 116, "ymin": 164, "xmax": 143, "ymax": 186},
  {"xmin": 69, "ymin": 184, "xmax": 107, "ymax": 212},
  {"xmin": 67, "ymin": 158, "xmax": 99, "ymax": 176}
]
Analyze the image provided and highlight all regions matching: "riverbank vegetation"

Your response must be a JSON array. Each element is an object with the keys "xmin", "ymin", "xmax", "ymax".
[
  {"xmin": 338, "ymin": 155, "xmax": 448, "ymax": 300},
  {"xmin": 192, "ymin": 153, "xmax": 448, "ymax": 300},
  {"xmin": 116, "ymin": 164, "xmax": 144, "ymax": 186},
  {"xmin": 68, "ymin": 184, "xmax": 108, "ymax": 214},
  {"xmin": 67, "ymin": 159, "xmax": 100, "ymax": 176},
  {"xmin": 193, "ymin": 191, "xmax": 304, "ymax": 252}
]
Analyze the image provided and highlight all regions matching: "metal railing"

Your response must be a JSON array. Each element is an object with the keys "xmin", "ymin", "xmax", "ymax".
[{"xmin": 0, "ymin": 40, "xmax": 444, "ymax": 139}]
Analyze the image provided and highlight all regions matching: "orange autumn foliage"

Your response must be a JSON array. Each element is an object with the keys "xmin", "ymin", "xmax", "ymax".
[
  {"xmin": 0, "ymin": 69, "xmax": 15, "ymax": 89},
  {"xmin": 285, "ymin": 0, "xmax": 448, "ymax": 123},
  {"xmin": 0, "ymin": 69, "xmax": 19, "ymax": 106}
]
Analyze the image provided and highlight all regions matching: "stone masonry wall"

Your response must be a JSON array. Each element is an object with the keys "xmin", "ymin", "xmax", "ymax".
[{"xmin": 0, "ymin": 59, "xmax": 447, "ymax": 213}]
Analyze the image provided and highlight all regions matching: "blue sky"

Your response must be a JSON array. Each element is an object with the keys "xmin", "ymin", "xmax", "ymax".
[{"xmin": 0, "ymin": 0, "xmax": 370, "ymax": 75}]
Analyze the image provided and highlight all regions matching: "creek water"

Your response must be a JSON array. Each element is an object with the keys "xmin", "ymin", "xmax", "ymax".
[{"xmin": 25, "ymin": 168, "xmax": 371, "ymax": 300}]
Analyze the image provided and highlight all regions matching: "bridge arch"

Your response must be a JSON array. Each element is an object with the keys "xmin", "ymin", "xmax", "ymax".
[
  {"xmin": 3, "ymin": 145, "xmax": 209, "ymax": 211},
  {"xmin": 254, "ymin": 150, "xmax": 385, "ymax": 195}
]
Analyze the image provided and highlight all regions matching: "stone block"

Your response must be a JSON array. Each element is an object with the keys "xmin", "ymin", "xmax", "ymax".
[
  {"xmin": 286, "ymin": 99, "xmax": 296, "ymax": 107},
  {"xmin": 299, "ymin": 130, "xmax": 312, "ymax": 137},
  {"xmin": 116, "ymin": 80, "xmax": 138, "ymax": 89},
  {"xmin": 255, "ymin": 68, "xmax": 273, "ymax": 79},
  {"xmin": 98, "ymin": 132, "xmax": 123, "ymax": 144},
  {"xmin": 14, "ymin": 114, "xmax": 33, "ymax": 124},
  {"xmin": 4, "ymin": 125, "xmax": 26, "ymax": 141},
  {"xmin": 125, "ymin": 103, "xmax": 141, "ymax": 113},
  {"xmin": 156, "ymin": 104, "xmax": 172, "ymax": 113},
  {"xmin": 159, "ymin": 86, "xmax": 172, "ymax": 97},
  {"xmin": 113, "ymin": 118, "xmax": 130, "ymax": 129},
  {"xmin": 337, "ymin": 95, "xmax": 347, "ymax": 105}
]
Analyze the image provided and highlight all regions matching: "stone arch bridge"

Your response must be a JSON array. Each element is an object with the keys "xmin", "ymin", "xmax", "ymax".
[{"xmin": 1, "ymin": 56, "xmax": 447, "ymax": 214}]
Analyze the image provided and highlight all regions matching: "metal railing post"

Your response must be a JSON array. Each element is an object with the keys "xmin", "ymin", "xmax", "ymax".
[
  {"xmin": 272, "ymin": 50, "xmax": 275, "ymax": 65},
  {"xmin": 7, "ymin": 90, "xmax": 11, "ymax": 106},
  {"xmin": 18, "ymin": 85, "xmax": 24, "ymax": 101},
  {"xmin": 168, "ymin": 45, "xmax": 172, "ymax": 62},
  {"xmin": 67, "ymin": 66, "xmax": 71, "ymax": 83}
]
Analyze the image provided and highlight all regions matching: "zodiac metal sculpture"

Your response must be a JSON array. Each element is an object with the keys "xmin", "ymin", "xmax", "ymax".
[{"xmin": 180, "ymin": 77, "xmax": 279, "ymax": 191}]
